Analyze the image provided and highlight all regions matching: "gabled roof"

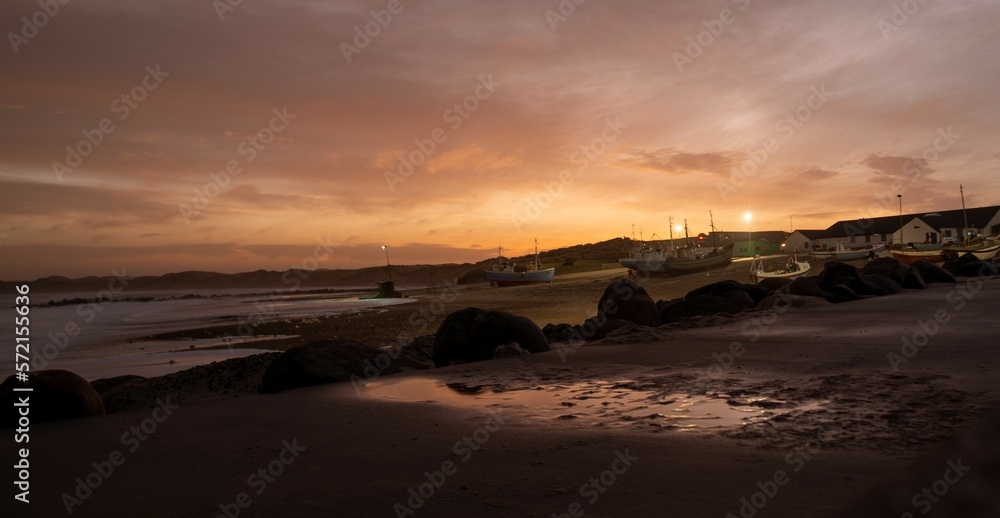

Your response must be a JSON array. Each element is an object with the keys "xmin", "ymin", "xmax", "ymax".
[
  {"xmin": 822, "ymin": 205, "xmax": 1000, "ymax": 238},
  {"xmin": 790, "ymin": 229, "xmax": 828, "ymax": 239},
  {"xmin": 917, "ymin": 205, "xmax": 999, "ymax": 230}
]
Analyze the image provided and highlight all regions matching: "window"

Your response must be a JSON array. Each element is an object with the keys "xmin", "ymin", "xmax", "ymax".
[{"xmin": 850, "ymin": 236, "xmax": 856, "ymax": 243}]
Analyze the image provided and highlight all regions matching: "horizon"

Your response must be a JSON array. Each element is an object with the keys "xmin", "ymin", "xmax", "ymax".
[{"xmin": 3, "ymin": 1, "xmax": 999, "ymax": 279}]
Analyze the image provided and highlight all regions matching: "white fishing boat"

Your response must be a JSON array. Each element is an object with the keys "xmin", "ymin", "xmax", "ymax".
[
  {"xmin": 833, "ymin": 243, "xmax": 886, "ymax": 261},
  {"xmin": 485, "ymin": 239, "xmax": 555, "ymax": 287},
  {"xmin": 749, "ymin": 252, "xmax": 811, "ymax": 284},
  {"xmin": 620, "ymin": 213, "xmax": 733, "ymax": 275}
]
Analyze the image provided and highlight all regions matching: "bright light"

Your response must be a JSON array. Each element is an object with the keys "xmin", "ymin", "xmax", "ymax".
[
  {"xmin": 381, "ymin": 245, "xmax": 386, "ymax": 250},
  {"xmin": 744, "ymin": 212, "xmax": 752, "ymax": 222},
  {"xmin": 674, "ymin": 225, "xmax": 683, "ymax": 233}
]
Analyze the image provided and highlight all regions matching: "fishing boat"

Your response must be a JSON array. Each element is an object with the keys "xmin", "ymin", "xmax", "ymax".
[
  {"xmin": 814, "ymin": 242, "xmax": 885, "ymax": 260},
  {"xmin": 833, "ymin": 243, "xmax": 886, "ymax": 261},
  {"xmin": 749, "ymin": 252, "xmax": 811, "ymax": 284},
  {"xmin": 620, "ymin": 213, "xmax": 733, "ymax": 275},
  {"xmin": 943, "ymin": 242, "xmax": 1000, "ymax": 261},
  {"xmin": 891, "ymin": 248, "xmax": 945, "ymax": 265},
  {"xmin": 485, "ymin": 239, "xmax": 555, "ymax": 287}
]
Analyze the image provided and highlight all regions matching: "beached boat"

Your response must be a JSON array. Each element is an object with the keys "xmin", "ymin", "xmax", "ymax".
[
  {"xmin": 619, "ymin": 214, "xmax": 733, "ymax": 275},
  {"xmin": 814, "ymin": 242, "xmax": 885, "ymax": 260},
  {"xmin": 485, "ymin": 240, "xmax": 555, "ymax": 287},
  {"xmin": 749, "ymin": 253, "xmax": 811, "ymax": 284},
  {"xmin": 891, "ymin": 248, "xmax": 945, "ymax": 265},
  {"xmin": 942, "ymin": 242, "xmax": 1000, "ymax": 261},
  {"xmin": 833, "ymin": 243, "xmax": 886, "ymax": 261}
]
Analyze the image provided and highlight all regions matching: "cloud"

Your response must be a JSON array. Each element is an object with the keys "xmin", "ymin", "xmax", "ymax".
[{"xmin": 616, "ymin": 149, "xmax": 741, "ymax": 177}]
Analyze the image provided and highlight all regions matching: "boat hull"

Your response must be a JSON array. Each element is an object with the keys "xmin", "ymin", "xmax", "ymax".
[
  {"xmin": 832, "ymin": 245, "xmax": 886, "ymax": 261},
  {"xmin": 750, "ymin": 262, "xmax": 811, "ymax": 284},
  {"xmin": 891, "ymin": 250, "xmax": 944, "ymax": 265},
  {"xmin": 485, "ymin": 268, "xmax": 556, "ymax": 286},
  {"xmin": 943, "ymin": 243, "xmax": 1000, "ymax": 260},
  {"xmin": 621, "ymin": 246, "xmax": 734, "ymax": 275}
]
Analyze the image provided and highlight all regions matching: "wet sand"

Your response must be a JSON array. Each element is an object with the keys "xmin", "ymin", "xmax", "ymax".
[{"xmin": 11, "ymin": 265, "xmax": 1000, "ymax": 517}]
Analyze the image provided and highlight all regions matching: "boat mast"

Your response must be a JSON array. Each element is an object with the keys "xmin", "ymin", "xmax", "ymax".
[
  {"xmin": 684, "ymin": 219, "xmax": 691, "ymax": 246},
  {"xmin": 960, "ymin": 184, "xmax": 969, "ymax": 243},
  {"xmin": 534, "ymin": 238, "xmax": 540, "ymax": 269},
  {"xmin": 668, "ymin": 216, "xmax": 674, "ymax": 251},
  {"xmin": 709, "ymin": 210, "xmax": 718, "ymax": 247}
]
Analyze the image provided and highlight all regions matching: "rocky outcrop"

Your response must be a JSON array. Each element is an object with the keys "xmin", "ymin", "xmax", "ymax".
[
  {"xmin": 911, "ymin": 261, "xmax": 957, "ymax": 284},
  {"xmin": 261, "ymin": 339, "xmax": 396, "ymax": 393},
  {"xmin": 596, "ymin": 279, "xmax": 660, "ymax": 327},
  {"xmin": 2, "ymin": 370, "xmax": 105, "ymax": 427},
  {"xmin": 431, "ymin": 308, "xmax": 549, "ymax": 367},
  {"xmin": 862, "ymin": 257, "xmax": 909, "ymax": 284}
]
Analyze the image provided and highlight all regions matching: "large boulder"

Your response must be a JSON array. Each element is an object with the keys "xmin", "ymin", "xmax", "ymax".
[
  {"xmin": 261, "ymin": 339, "xmax": 397, "ymax": 393},
  {"xmin": 541, "ymin": 323, "xmax": 578, "ymax": 343},
  {"xmin": 953, "ymin": 260, "xmax": 998, "ymax": 278},
  {"xmin": 784, "ymin": 276, "xmax": 827, "ymax": 299},
  {"xmin": 817, "ymin": 261, "xmax": 901, "ymax": 296},
  {"xmin": 910, "ymin": 261, "xmax": 956, "ymax": 284},
  {"xmin": 862, "ymin": 257, "xmax": 909, "ymax": 284},
  {"xmin": 432, "ymin": 308, "xmax": 549, "ymax": 367},
  {"xmin": 660, "ymin": 291, "xmax": 757, "ymax": 324},
  {"xmin": 2, "ymin": 370, "xmax": 105, "ymax": 427},
  {"xmin": 756, "ymin": 277, "xmax": 793, "ymax": 293},
  {"xmin": 685, "ymin": 280, "xmax": 770, "ymax": 304},
  {"xmin": 597, "ymin": 279, "xmax": 660, "ymax": 326},
  {"xmin": 901, "ymin": 269, "xmax": 928, "ymax": 290}
]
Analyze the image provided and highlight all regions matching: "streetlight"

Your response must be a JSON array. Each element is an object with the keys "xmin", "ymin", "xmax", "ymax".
[
  {"xmin": 896, "ymin": 194, "xmax": 903, "ymax": 248},
  {"xmin": 381, "ymin": 245, "xmax": 392, "ymax": 281},
  {"xmin": 744, "ymin": 212, "xmax": 752, "ymax": 256}
]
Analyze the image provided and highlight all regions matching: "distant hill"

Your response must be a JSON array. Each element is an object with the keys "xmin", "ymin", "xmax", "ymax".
[{"xmin": 1, "ymin": 237, "xmax": 636, "ymax": 294}]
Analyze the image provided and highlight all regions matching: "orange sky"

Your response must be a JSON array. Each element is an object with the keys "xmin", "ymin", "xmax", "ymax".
[{"xmin": 2, "ymin": 0, "xmax": 999, "ymax": 279}]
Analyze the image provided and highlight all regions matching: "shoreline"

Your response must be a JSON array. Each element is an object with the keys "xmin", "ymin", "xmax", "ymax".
[{"xmin": 10, "ymin": 273, "xmax": 1000, "ymax": 517}]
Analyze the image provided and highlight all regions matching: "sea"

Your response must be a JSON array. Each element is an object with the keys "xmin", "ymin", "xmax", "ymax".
[{"xmin": 3, "ymin": 287, "xmax": 416, "ymax": 381}]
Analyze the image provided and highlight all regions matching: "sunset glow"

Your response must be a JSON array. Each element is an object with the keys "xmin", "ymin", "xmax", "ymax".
[{"xmin": 2, "ymin": 0, "xmax": 998, "ymax": 279}]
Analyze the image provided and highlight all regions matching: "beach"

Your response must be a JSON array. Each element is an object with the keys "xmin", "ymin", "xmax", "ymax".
[{"xmin": 6, "ymin": 260, "xmax": 1000, "ymax": 517}]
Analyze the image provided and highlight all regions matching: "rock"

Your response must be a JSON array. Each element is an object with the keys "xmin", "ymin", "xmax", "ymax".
[
  {"xmin": 901, "ymin": 269, "xmax": 928, "ymax": 289},
  {"xmin": 579, "ymin": 317, "xmax": 639, "ymax": 341},
  {"xmin": 542, "ymin": 323, "xmax": 578, "ymax": 343},
  {"xmin": 823, "ymin": 284, "xmax": 862, "ymax": 303},
  {"xmin": 859, "ymin": 274, "xmax": 902, "ymax": 296},
  {"xmin": 817, "ymin": 261, "xmax": 900, "ymax": 296},
  {"xmin": 862, "ymin": 257, "xmax": 909, "ymax": 284},
  {"xmin": 261, "ymin": 339, "xmax": 394, "ymax": 393},
  {"xmin": 90, "ymin": 374, "xmax": 146, "ymax": 395},
  {"xmin": 661, "ymin": 291, "xmax": 757, "ymax": 324},
  {"xmin": 910, "ymin": 261, "xmax": 957, "ymax": 284},
  {"xmin": 2, "ymin": 370, "xmax": 105, "ymax": 427},
  {"xmin": 431, "ymin": 307, "xmax": 549, "ymax": 368},
  {"xmin": 685, "ymin": 280, "xmax": 770, "ymax": 304},
  {"xmin": 597, "ymin": 279, "xmax": 660, "ymax": 327},
  {"xmin": 954, "ymin": 260, "xmax": 998, "ymax": 278},
  {"xmin": 493, "ymin": 342, "xmax": 530, "ymax": 359},
  {"xmin": 785, "ymin": 276, "xmax": 827, "ymax": 298},
  {"xmin": 756, "ymin": 277, "xmax": 793, "ymax": 293}
]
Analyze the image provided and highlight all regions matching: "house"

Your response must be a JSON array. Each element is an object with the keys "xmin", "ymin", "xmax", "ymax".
[{"xmin": 784, "ymin": 204, "xmax": 1000, "ymax": 251}]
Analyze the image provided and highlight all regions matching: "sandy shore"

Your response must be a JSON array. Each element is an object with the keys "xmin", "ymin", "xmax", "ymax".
[{"xmin": 8, "ymin": 264, "xmax": 1000, "ymax": 517}]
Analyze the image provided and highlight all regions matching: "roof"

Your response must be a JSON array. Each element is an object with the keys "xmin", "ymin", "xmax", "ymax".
[{"xmin": 819, "ymin": 204, "xmax": 1000, "ymax": 238}]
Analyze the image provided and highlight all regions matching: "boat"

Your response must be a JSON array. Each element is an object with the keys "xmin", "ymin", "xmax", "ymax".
[
  {"xmin": 619, "ymin": 213, "xmax": 733, "ymax": 275},
  {"xmin": 891, "ymin": 248, "xmax": 945, "ymax": 265},
  {"xmin": 942, "ymin": 242, "xmax": 1000, "ymax": 261},
  {"xmin": 749, "ymin": 252, "xmax": 811, "ymax": 284},
  {"xmin": 833, "ymin": 243, "xmax": 886, "ymax": 261},
  {"xmin": 485, "ymin": 239, "xmax": 555, "ymax": 287},
  {"xmin": 814, "ymin": 242, "xmax": 885, "ymax": 260}
]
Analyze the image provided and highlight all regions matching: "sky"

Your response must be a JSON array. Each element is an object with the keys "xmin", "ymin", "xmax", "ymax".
[{"xmin": 2, "ymin": 0, "xmax": 999, "ymax": 279}]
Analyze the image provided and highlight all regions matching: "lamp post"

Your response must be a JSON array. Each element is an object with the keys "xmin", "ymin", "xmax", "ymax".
[
  {"xmin": 381, "ymin": 245, "xmax": 392, "ymax": 281},
  {"xmin": 896, "ymin": 194, "xmax": 903, "ymax": 248},
  {"xmin": 744, "ymin": 212, "xmax": 752, "ymax": 257}
]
